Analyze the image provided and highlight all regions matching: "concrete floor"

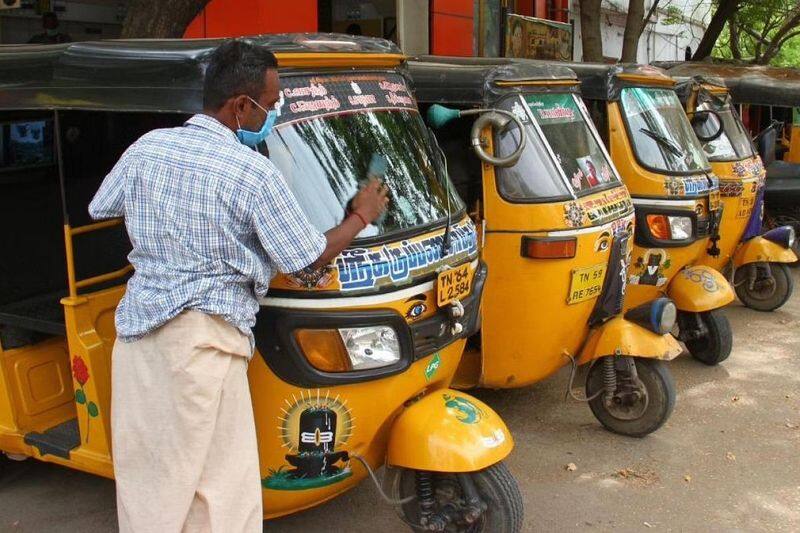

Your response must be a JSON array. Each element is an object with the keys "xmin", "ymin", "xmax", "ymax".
[{"xmin": 1, "ymin": 272, "xmax": 799, "ymax": 532}]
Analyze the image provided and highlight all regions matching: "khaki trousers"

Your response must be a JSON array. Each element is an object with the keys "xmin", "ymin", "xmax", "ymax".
[{"xmin": 111, "ymin": 311, "xmax": 262, "ymax": 533}]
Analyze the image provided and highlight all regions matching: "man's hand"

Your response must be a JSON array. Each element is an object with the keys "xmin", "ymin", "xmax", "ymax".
[
  {"xmin": 309, "ymin": 179, "xmax": 390, "ymax": 269},
  {"xmin": 351, "ymin": 178, "xmax": 390, "ymax": 224}
]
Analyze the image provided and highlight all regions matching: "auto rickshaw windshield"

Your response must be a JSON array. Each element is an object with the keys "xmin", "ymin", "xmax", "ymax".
[
  {"xmin": 494, "ymin": 92, "xmax": 621, "ymax": 201},
  {"xmin": 620, "ymin": 87, "xmax": 711, "ymax": 174},
  {"xmin": 696, "ymin": 99, "xmax": 756, "ymax": 161},
  {"xmin": 266, "ymin": 72, "xmax": 463, "ymax": 242}
]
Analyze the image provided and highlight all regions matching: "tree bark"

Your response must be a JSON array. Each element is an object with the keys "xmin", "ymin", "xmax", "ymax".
[
  {"xmin": 729, "ymin": 17, "xmax": 741, "ymax": 59},
  {"xmin": 692, "ymin": 0, "xmax": 740, "ymax": 61},
  {"xmin": 621, "ymin": 0, "xmax": 646, "ymax": 62},
  {"xmin": 121, "ymin": 0, "xmax": 211, "ymax": 39},
  {"xmin": 580, "ymin": 0, "xmax": 604, "ymax": 62}
]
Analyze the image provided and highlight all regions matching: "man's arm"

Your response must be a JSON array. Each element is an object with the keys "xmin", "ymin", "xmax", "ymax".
[
  {"xmin": 88, "ymin": 150, "xmax": 131, "ymax": 220},
  {"xmin": 253, "ymin": 175, "xmax": 388, "ymax": 273}
]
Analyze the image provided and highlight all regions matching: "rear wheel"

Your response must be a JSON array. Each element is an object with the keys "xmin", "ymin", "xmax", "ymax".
[
  {"xmin": 734, "ymin": 262, "xmax": 794, "ymax": 311},
  {"xmin": 679, "ymin": 310, "xmax": 733, "ymax": 365},
  {"xmin": 388, "ymin": 462, "xmax": 523, "ymax": 532},
  {"xmin": 586, "ymin": 357, "xmax": 675, "ymax": 438}
]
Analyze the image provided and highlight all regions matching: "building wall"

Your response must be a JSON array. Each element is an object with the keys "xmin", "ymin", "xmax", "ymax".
[
  {"xmin": 430, "ymin": 0, "xmax": 474, "ymax": 56},
  {"xmin": 184, "ymin": 0, "xmax": 317, "ymax": 38},
  {"xmin": 571, "ymin": 0, "xmax": 710, "ymax": 63}
]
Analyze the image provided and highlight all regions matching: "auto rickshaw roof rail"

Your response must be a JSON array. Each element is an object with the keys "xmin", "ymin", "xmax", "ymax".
[
  {"xmin": 408, "ymin": 55, "xmax": 578, "ymax": 106},
  {"xmin": 562, "ymin": 62, "xmax": 676, "ymax": 101},
  {"xmin": 656, "ymin": 61, "xmax": 800, "ymax": 107},
  {"xmin": 0, "ymin": 33, "xmax": 404, "ymax": 113}
]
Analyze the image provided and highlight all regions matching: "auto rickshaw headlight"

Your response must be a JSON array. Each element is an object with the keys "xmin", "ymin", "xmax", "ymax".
[
  {"xmin": 624, "ymin": 298, "xmax": 677, "ymax": 335},
  {"xmin": 294, "ymin": 326, "xmax": 401, "ymax": 372}
]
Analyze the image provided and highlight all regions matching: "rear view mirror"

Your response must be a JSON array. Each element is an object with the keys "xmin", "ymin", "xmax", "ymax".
[{"xmin": 691, "ymin": 110, "xmax": 724, "ymax": 142}]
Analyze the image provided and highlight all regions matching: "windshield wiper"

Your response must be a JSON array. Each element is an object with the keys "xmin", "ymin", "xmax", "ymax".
[{"xmin": 639, "ymin": 127, "xmax": 685, "ymax": 158}]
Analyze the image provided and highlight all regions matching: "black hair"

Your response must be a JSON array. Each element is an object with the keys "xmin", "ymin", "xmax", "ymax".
[{"xmin": 203, "ymin": 40, "xmax": 278, "ymax": 111}]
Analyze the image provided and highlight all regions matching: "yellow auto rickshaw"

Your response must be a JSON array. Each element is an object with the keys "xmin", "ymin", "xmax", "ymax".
[
  {"xmin": 567, "ymin": 63, "xmax": 736, "ymax": 366},
  {"xmin": 656, "ymin": 61, "xmax": 800, "ymax": 255},
  {"xmin": 673, "ymin": 75, "xmax": 797, "ymax": 311},
  {"xmin": 0, "ymin": 35, "xmax": 523, "ymax": 531},
  {"xmin": 409, "ymin": 56, "xmax": 682, "ymax": 438}
]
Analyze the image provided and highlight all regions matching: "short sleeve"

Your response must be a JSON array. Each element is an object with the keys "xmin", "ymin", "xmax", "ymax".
[
  {"xmin": 251, "ymin": 167, "xmax": 327, "ymax": 273},
  {"xmin": 89, "ymin": 143, "xmax": 135, "ymax": 219}
]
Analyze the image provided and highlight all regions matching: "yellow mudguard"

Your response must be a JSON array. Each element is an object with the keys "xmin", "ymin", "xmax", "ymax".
[
  {"xmin": 734, "ymin": 236, "xmax": 797, "ymax": 266},
  {"xmin": 578, "ymin": 316, "xmax": 682, "ymax": 365},
  {"xmin": 668, "ymin": 266, "xmax": 735, "ymax": 312},
  {"xmin": 387, "ymin": 389, "xmax": 513, "ymax": 473}
]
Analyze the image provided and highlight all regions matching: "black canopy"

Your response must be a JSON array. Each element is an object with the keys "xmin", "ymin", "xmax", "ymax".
[
  {"xmin": 560, "ymin": 62, "xmax": 675, "ymax": 101},
  {"xmin": 0, "ymin": 33, "xmax": 401, "ymax": 113},
  {"xmin": 657, "ymin": 61, "xmax": 800, "ymax": 108},
  {"xmin": 408, "ymin": 55, "xmax": 577, "ymax": 106}
]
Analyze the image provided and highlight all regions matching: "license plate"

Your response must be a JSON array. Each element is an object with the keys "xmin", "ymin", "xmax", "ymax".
[
  {"xmin": 709, "ymin": 190, "xmax": 721, "ymax": 211},
  {"xmin": 437, "ymin": 263, "xmax": 473, "ymax": 307},
  {"xmin": 567, "ymin": 263, "xmax": 607, "ymax": 305}
]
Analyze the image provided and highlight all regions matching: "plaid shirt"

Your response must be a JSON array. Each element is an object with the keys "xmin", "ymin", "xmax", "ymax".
[{"xmin": 89, "ymin": 114, "xmax": 326, "ymax": 350}]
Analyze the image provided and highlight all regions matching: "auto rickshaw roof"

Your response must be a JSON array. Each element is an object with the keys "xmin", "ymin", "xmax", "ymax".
[
  {"xmin": 408, "ymin": 56, "xmax": 578, "ymax": 106},
  {"xmin": 562, "ymin": 62, "xmax": 676, "ymax": 101},
  {"xmin": 656, "ymin": 61, "xmax": 800, "ymax": 107},
  {"xmin": 672, "ymin": 75, "xmax": 730, "ymax": 106},
  {"xmin": 0, "ymin": 33, "xmax": 403, "ymax": 113}
]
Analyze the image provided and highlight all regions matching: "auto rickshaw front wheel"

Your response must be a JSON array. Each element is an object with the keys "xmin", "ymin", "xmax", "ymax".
[
  {"xmin": 734, "ymin": 262, "xmax": 794, "ymax": 312},
  {"xmin": 586, "ymin": 357, "xmax": 676, "ymax": 438},
  {"xmin": 388, "ymin": 462, "xmax": 523, "ymax": 532},
  {"xmin": 678, "ymin": 310, "xmax": 733, "ymax": 365}
]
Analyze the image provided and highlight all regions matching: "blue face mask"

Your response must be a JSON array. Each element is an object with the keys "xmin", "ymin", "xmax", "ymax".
[{"xmin": 236, "ymin": 96, "xmax": 277, "ymax": 147}]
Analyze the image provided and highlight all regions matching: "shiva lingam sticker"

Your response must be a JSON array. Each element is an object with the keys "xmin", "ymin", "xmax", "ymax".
[{"xmin": 263, "ymin": 390, "xmax": 354, "ymax": 491}]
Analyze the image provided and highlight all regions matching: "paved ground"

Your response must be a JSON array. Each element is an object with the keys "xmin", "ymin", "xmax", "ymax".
[{"xmin": 1, "ymin": 272, "xmax": 799, "ymax": 532}]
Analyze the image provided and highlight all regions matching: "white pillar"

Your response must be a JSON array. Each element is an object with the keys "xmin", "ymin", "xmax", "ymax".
[{"xmin": 397, "ymin": 0, "xmax": 430, "ymax": 55}]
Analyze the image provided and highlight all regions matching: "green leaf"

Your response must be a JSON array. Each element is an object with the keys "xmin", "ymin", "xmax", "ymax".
[
  {"xmin": 87, "ymin": 402, "xmax": 99, "ymax": 417},
  {"xmin": 75, "ymin": 389, "xmax": 86, "ymax": 404}
]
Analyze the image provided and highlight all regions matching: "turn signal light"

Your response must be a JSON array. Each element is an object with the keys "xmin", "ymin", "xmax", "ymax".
[
  {"xmin": 294, "ymin": 329, "xmax": 352, "ymax": 372},
  {"xmin": 646, "ymin": 214, "xmax": 671, "ymax": 240},
  {"xmin": 520, "ymin": 236, "xmax": 577, "ymax": 259}
]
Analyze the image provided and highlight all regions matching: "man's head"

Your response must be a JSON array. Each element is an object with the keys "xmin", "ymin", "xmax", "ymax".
[
  {"xmin": 203, "ymin": 40, "xmax": 280, "ymax": 134},
  {"xmin": 42, "ymin": 12, "xmax": 59, "ymax": 31}
]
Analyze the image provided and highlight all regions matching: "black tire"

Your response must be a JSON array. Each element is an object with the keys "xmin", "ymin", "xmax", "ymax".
[
  {"xmin": 586, "ymin": 358, "xmax": 676, "ymax": 438},
  {"xmin": 680, "ymin": 310, "xmax": 733, "ymax": 365},
  {"xmin": 391, "ymin": 463, "xmax": 523, "ymax": 533},
  {"xmin": 734, "ymin": 262, "xmax": 794, "ymax": 311}
]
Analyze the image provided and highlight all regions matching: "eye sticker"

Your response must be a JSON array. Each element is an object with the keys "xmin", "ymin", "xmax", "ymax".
[{"xmin": 595, "ymin": 230, "xmax": 612, "ymax": 252}]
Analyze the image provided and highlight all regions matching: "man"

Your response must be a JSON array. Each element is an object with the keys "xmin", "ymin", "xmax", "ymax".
[
  {"xmin": 28, "ymin": 12, "xmax": 71, "ymax": 44},
  {"xmin": 89, "ymin": 40, "xmax": 388, "ymax": 533}
]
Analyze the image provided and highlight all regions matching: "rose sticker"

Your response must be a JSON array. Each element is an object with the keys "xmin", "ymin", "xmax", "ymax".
[{"xmin": 72, "ymin": 355, "xmax": 98, "ymax": 443}]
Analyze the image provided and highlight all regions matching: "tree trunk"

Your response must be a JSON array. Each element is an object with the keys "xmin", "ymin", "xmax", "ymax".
[
  {"xmin": 580, "ymin": 0, "xmax": 604, "ymax": 62},
  {"xmin": 620, "ymin": 0, "xmax": 646, "ymax": 62},
  {"xmin": 121, "ymin": 0, "xmax": 211, "ymax": 39},
  {"xmin": 729, "ymin": 17, "xmax": 741, "ymax": 59},
  {"xmin": 692, "ymin": 0, "xmax": 739, "ymax": 60}
]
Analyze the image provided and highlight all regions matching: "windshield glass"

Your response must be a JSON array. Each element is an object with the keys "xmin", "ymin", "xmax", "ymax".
[
  {"xmin": 266, "ymin": 73, "xmax": 462, "ymax": 241},
  {"xmin": 620, "ymin": 87, "xmax": 710, "ymax": 174},
  {"xmin": 697, "ymin": 98, "xmax": 756, "ymax": 161},
  {"xmin": 526, "ymin": 93, "xmax": 620, "ymax": 194},
  {"xmin": 494, "ymin": 93, "xmax": 620, "ymax": 201}
]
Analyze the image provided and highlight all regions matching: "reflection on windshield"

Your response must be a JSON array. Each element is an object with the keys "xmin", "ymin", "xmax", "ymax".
[
  {"xmin": 527, "ymin": 93, "xmax": 619, "ymax": 195},
  {"xmin": 266, "ymin": 109, "xmax": 461, "ymax": 240},
  {"xmin": 621, "ymin": 88, "xmax": 709, "ymax": 174},
  {"xmin": 494, "ymin": 93, "xmax": 620, "ymax": 201},
  {"xmin": 697, "ymin": 101, "xmax": 756, "ymax": 161}
]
